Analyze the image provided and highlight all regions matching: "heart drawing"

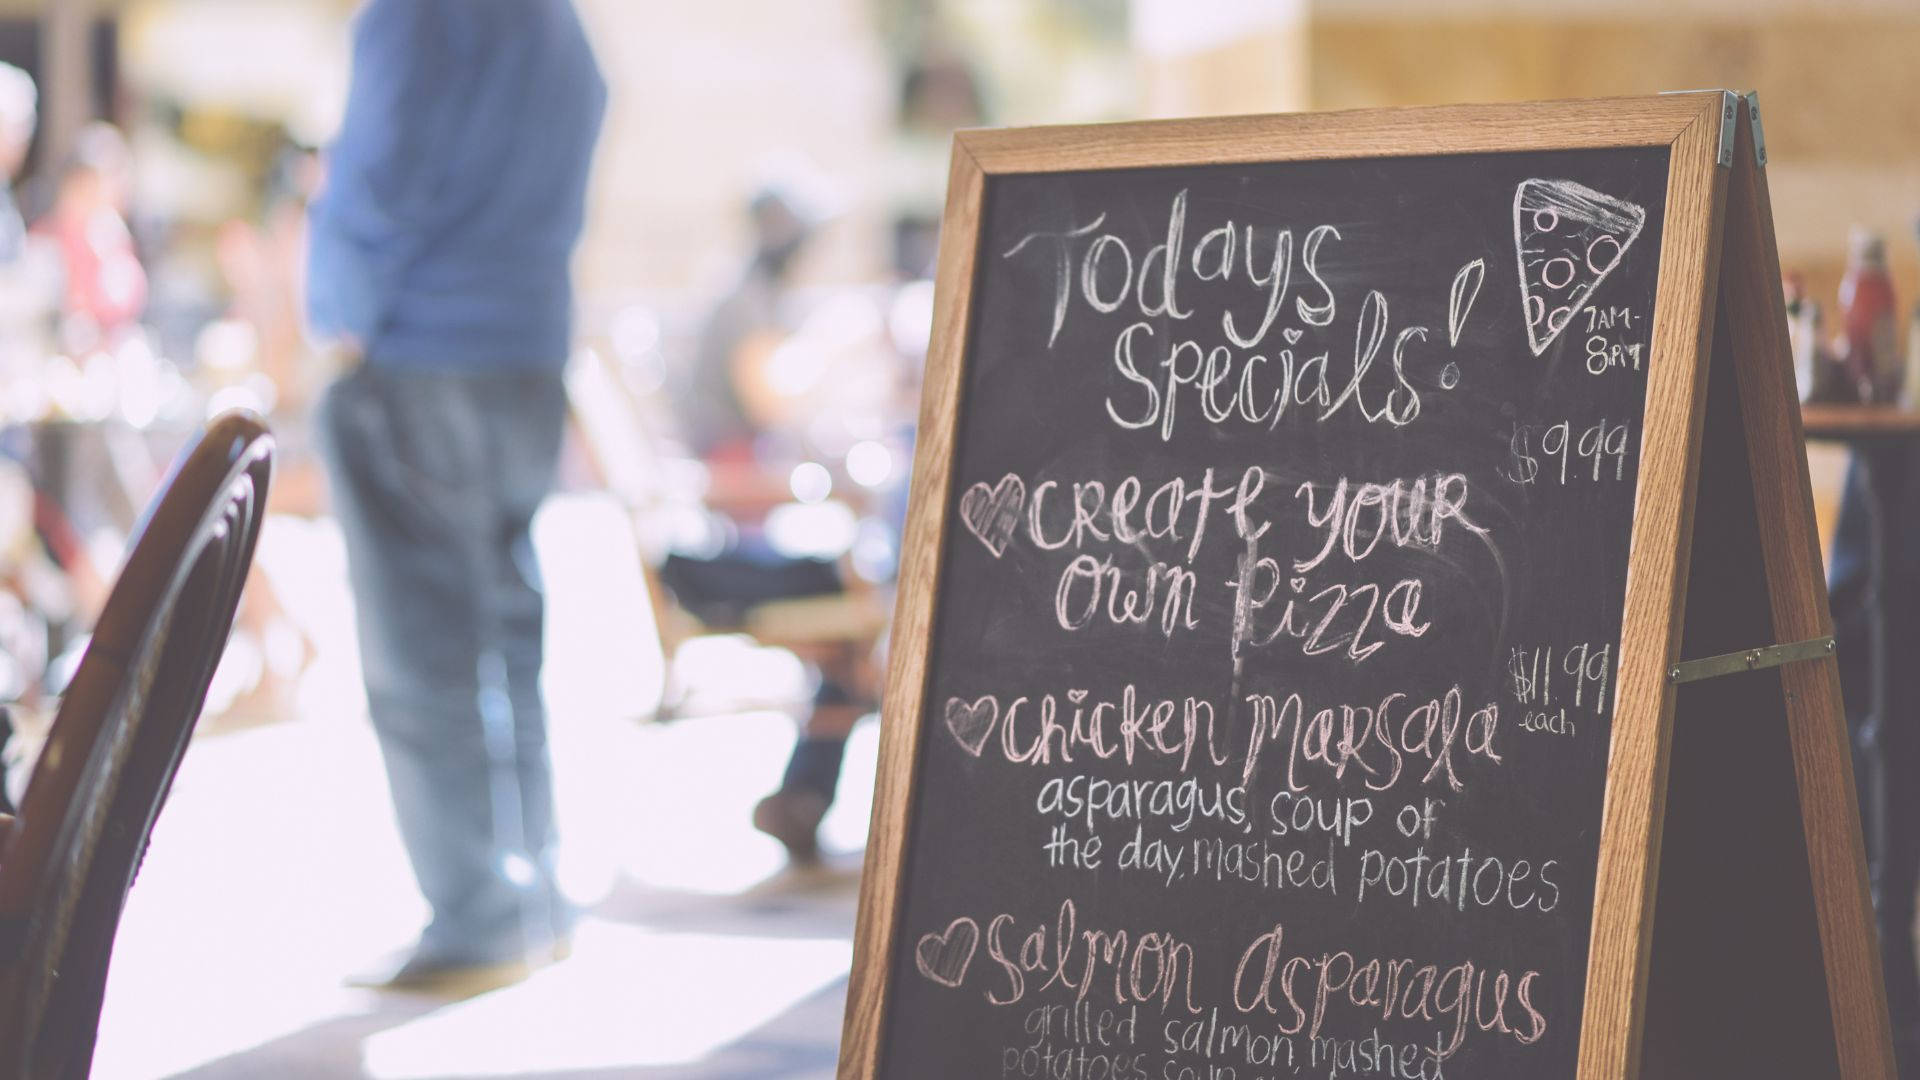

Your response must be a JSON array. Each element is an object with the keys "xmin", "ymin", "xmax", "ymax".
[
  {"xmin": 945, "ymin": 695, "xmax": 999, "ymax": 756},
  {"xmin": 959, "ymin": 473, "xmax": 1025, "ymax": 558},
  {"xmin": 915, "ymin": 917, "xmax": 980, "ymax": 988}
]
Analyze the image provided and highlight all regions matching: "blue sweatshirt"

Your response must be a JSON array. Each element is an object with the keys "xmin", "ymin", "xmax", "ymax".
[{"xmin": 307, "ymin": 0, "xmax": 606, "ymax": 371}]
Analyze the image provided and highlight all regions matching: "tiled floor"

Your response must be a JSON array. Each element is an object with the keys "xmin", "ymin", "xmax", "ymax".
[{"xmin": 85, "ymin": 495, "xmax": 876, "ymax": 1079}]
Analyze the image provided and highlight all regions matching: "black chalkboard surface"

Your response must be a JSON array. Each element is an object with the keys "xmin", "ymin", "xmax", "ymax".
[
  {"xmin": 843, "ymin": 96, "xmax": 1894, "ymax": 1080},
  {"xmin": 890, "ymin": 147, "xmax": 1665, "ymax": 1079}
]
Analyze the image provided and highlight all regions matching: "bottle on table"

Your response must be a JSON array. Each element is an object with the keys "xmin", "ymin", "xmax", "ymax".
[
  {"xmin": 1785, "ymin": 272, "xmax": 1820, "ymax": 402},
  {"xmin": 1839, "ymin": 226, "xmax": 1899, "ymax": 404},
  {"xmin": 1907, "ymin": 215, "xmax": 1920, "ymax": 408}
]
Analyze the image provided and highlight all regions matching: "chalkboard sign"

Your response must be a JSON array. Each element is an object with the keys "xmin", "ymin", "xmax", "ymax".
[{"xmin": 843, "ymin": 95, "xmax": 1893, "ymax": 1080}]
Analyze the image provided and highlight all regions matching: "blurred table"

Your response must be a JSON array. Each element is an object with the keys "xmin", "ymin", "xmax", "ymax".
[
  {"xmin": 1803, "ymin": 403, "xmax": 1920, "ymax": 442},
  {"xmin": 1802, "ymin": 402, "xmax": 1920, "ymax": 1053}
]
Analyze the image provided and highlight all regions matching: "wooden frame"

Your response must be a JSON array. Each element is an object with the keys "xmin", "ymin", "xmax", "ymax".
[
  {"xmin": 1575, "ymin": 94, "xmax": 1729, "ymax": 1078},
  {"xmin": 1707, "ymin": 104, "xmax": 1891, "ymax": 1076},
  {"xmin": 842, "ymin": 93, "xmax": 1891, "ymax": 1079}
]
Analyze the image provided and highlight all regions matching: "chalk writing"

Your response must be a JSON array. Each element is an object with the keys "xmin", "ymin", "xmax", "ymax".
[{"xmin": 887, "ymin": 149, "xmax": 1667, "ymax": 1079}]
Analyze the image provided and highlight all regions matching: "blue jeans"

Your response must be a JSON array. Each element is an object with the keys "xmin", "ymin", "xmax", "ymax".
[{"xmin": 317, "ymin": 364, "xmax": 569, "ymax": 960}]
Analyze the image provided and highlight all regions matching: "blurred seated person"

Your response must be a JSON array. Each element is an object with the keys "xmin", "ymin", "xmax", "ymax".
[
  {"xmin": 662, "ymin": 185, "xmax": 878, "ymax": 863},
  {"xmin": 34, "ymin": 122, "xmax": 146, "ymax": 356}
]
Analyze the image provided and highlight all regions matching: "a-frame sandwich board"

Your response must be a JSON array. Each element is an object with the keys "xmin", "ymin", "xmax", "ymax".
[
  {"xmin": 1619, "ymin": 93, "xmax": 1894, "ymax": 1078},
  {"xmin": 839, "ymin": 91, "xmax": 1895, "ymax": 1080}
]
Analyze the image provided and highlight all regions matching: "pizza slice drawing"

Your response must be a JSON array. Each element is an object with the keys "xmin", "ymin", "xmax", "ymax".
[{"xmin": 1513, "ymin": 178, "xmax": 1648, "ymax": 356}]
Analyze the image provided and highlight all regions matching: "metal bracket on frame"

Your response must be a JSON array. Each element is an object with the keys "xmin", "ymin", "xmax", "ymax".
[
  {"xmin": 1668, "ymin": 635, "xmax": 1835, "ymax": 684},
  {"xmin": 1745, "ymin": 91, "xmax": 1768, "ymax": 167},
  {"xmin": 1657, "ymin": 89, "xmax": 1740, "ymax": 167}
]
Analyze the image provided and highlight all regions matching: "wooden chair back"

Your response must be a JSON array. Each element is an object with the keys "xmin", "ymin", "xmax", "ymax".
[
  {"xmin": 0, "ymin": 411, "xmax": 273, "ymax": 1079},
  {"xmin": 565, "ymin": 348, "xmax": 702, "ymax": 655},
  {"xmin": 566, "ymin": 349, "xmax": 890, "ymax": 648}
]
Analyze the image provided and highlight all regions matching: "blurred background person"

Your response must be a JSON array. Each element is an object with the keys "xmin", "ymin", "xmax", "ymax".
[
  {"xmin": 35, "ymin": 120, "xmax": 145, "ymax": 357},
  {"xmin": 0, "ymin": 65, "xmax": 65, "ymax": 741},
  {"xmin": 660, "ymin": 184, "xmax": 882, "ymax": 864},
  {"xmin": 216, "ymin": 147, "xmax": 322, "ymax": 430},
  {"xmin": 306, "ymin": 0, "xmax": 606, "ymax": 993},
  {"xmin": 0, "ymin": 61, "xmax": 32, "ymax": 261},
  {"xmin": 885, "ymin": 43, "xmax": 986, "ymax": 283},
  {"xmin": 675, "ymin": 186, "xmax": 820, "ymax": 466},
  {"xmin": 0, "ymin": 61, "xmax": 56, "ymax": 381},
  {"xmin": 722, "ymin": 48, "xmax": 986, "ymax": 861}
]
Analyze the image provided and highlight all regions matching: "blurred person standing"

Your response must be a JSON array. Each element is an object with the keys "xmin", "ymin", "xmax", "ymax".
[
  {"xmin": 35, "ymin": 122, "xmax": 146, "ymax": 355},
  {"xmin": 308, "ymin": 0, "xmax": 605, "ymax": 992}
]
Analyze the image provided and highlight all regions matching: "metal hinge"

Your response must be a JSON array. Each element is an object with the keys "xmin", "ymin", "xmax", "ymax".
[
  {"xmin": 1659, "ymin": 89, "xmax": 1740, "ymax": 167},
  {"xmin": 1668, "ymin": 635, "xmax": 1834, "ymax": 684},
  {"xmin": 1745, "ymin": 91, "xmax": 1768, "ymax": 167}
]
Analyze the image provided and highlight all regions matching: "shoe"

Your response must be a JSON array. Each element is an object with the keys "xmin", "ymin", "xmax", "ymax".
[
  {"xmin": 753, "ymin": 787, "xmax": 829, "ymax": 864},
  {"xmin": 347, "ymin": 948, "xmax": 532, "ymax": 998},
  {"xmin": 346, "ymin": 934, "xmax": 571, "ymax": 998}
]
